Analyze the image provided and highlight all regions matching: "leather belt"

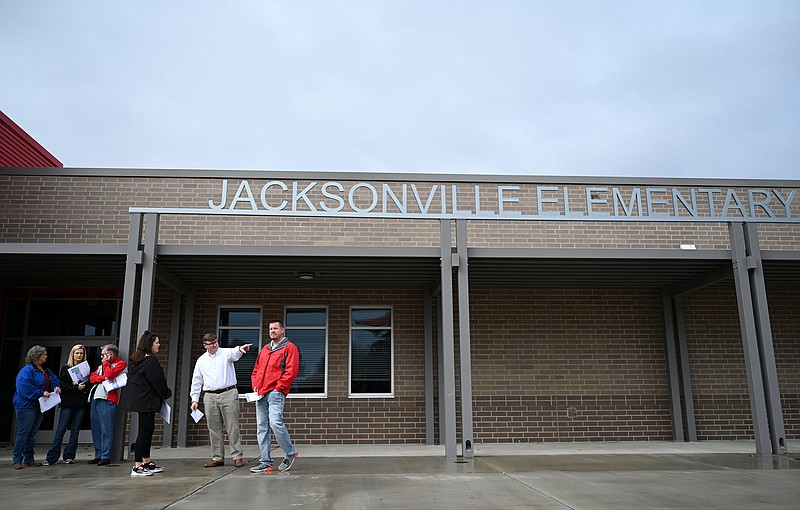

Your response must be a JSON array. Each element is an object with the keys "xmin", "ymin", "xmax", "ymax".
[{"xmin": 205, "ymin": 385, "xmax": 236, "ymax": 394}]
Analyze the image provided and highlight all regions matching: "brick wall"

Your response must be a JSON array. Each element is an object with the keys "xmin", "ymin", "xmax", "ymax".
[
  {"xmin": 467, "ymin": 220, "xmax": 733, "ymax": 250},
  {"xmin": 680, "ymin": 289, "xmax": 799, "ymax": 440},
  {"xmin": 2, "ymin": 175, "xmax": 797, "ymax": 249},
  {"xmin": 767, "ymin": 290, "xmax": 800, "ymax": 439},
  {"xmin": 161, "ymin": 286, "xmax": 427, "ymax": 446},
  {"xmin": 143, "ymin": 284, "xmax": 799, "ymax": 446},
  {"xmin": 467, "ymin": 289, "xmax": 673, "ymax": 443},
  {"xmin": 2, "ymin": 171, "xmax": 797, "ymax": 446}
]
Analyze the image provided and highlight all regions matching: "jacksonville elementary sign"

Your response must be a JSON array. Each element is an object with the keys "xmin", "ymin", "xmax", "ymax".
[{"xmin": 132, "ymin": 179, "xmax": 800, "ymax": 223}]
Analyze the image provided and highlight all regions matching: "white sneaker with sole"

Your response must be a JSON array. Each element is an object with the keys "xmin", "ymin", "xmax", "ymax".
[{"xmin": 131, "ymin": 466, "xmax": 153, "ymax": 477}]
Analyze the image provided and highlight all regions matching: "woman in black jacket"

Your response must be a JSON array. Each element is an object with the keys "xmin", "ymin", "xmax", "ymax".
[
  {"xmin": 44, "ymin": 344, "xmax": 91, "ymax": 465},
  {"xmin": 119, "ymin": 330, "xmax": 172, "ymax": 477}
]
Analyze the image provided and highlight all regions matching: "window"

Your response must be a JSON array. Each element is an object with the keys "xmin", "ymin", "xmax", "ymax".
[
  {"xmin": 3, "ymin": 299, "xmax": 26, "ymax": 337},
  {"xmin": 350, "ymin": 307, "xmax": 392, "ymax": 396},
  {"xmin": 218, "ymin": 307, "xmax": 261, "ymax": 393},
  {"xmin": 285, "ymin": 308, "xmax": 327, "ymax": 396},
  {"xmin": 27, "ymin": 299, "xmax": 120, "ymax": 337}
]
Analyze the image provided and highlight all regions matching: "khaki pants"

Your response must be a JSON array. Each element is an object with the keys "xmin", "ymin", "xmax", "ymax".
[{"xmin": 203, "ymin": 388, "xmax": 242, "ymax": 461}]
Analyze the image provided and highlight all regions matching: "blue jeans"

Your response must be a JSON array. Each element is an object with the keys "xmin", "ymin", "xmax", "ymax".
[
  {"xmin": 13, "ymin": 407, "xmax": 45, "ymax": 464},
  {"xmin": 46, "ymin": 406, "xmax": 86, "ymax": 463},
  {"xmin": 90, "ymin": 399, "xmax": 116, "ymax": 460},
  {"xmin": 255, "ymin": 391, "xmax": 296, "ymax": 466}
]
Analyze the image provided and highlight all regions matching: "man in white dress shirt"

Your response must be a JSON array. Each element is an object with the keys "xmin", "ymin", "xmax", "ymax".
[{"xmin": 190, "ymin": 333, "xmax": 252, "ymax": 468}]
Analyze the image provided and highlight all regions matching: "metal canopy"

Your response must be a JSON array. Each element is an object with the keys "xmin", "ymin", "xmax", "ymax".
[
  {"xmin": 156, "ymin": 254, "xmax": 442, "ymax": 288},
  {"xmin": 0, "ymin": 253, "xmax": 127, "ymax": 287},
  {"xmin": 467, "ymin": 258, "xmax": 735, "ymax": 289},
  {"xmin": 1, "ymin": 249, "xmax": 798, "ymax": 291}
]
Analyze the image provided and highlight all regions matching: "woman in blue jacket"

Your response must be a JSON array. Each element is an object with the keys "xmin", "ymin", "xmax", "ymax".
[{"xmin": 12, "ymin": 345, "xmax": 61, "ymax": 469}]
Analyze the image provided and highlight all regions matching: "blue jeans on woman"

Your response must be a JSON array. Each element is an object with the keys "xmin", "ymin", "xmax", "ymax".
[
  {"xmin": 46, "ymin": 405, "xmax": 86, "ymax": 463},
  {"xmin": 13, "ymin": 407, "xmax": 45, "ymax": 464},
  {"xmin": 255, "ymin": 390, "xmax": 297, "ymax": 466},
  {"xmin": 90, "ymin": 399, "xmax": 116, "ymax": 460}
]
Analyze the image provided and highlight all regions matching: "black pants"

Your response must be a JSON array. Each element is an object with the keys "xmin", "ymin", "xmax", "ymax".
[{"xmin": 133, "ymin": 412, "xmax": 155, "ymax": 462}]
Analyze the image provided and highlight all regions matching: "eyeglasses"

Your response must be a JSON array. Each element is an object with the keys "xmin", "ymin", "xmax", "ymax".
[{"xmin": 203, "ymin": 340, "xmax": 218, "ymax": 346}]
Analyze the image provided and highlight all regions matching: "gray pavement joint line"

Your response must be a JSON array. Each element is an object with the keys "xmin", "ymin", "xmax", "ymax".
[
  {"xmin": 500, "ymin": 471, "xmax": 577, "ymax": 510},
  {"xmin": 162, "ymin": 469, "xmax": 240, "ymax": 510}
]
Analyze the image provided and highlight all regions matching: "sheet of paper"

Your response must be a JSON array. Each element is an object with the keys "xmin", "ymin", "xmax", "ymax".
[
  {"xmin": 160, "ymin": 401, "xmax": 172, "ymax": 424},
  {"xmin": 39, "ymin": 391, "xmax": 61, "ymax": 413},
  {"xmin": 243, "ymin": 392, "xmax": 262, "ymax": 402},
  {"xmin": 68, "ymin": 361, "xmax": 91, "ymax": 383},
  {"xmin": 102, "ymin": 372, "xmax": 127, "ymax": 392},
  {"xmin": 190, "ymin": 409, "xmax": 204, "ymax": 423}
]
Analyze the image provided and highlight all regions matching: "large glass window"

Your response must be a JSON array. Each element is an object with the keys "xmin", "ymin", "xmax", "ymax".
[
  {"xmin": 218, "ymin": 307, "xmax": 261, "ymax": 393},
  {"xmin": 350, "ymin": 308, "xmax": 392, "ymax": 396},
  {"xmin": 285, "ymin": 308, "xmax": 327, "ymax": 396},
  {"xmin": 27, "ymin": 300, "xmax": 119, "ymax": 337},
  {"xmin": 3, "ymin": 299, "xmax": 26, "ymax": 337}
]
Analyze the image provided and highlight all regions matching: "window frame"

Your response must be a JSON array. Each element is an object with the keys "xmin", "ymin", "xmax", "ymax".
[
  {"xmin": 284, "ymin": 306, "xmax": 328, "ymax": 398},
  {"xmin": 348, "ymin": 305, "xmax": 394, "ymax": 398}
]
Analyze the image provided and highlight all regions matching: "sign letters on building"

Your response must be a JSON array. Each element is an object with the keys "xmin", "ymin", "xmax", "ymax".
[{"xmin": 133, "ymin": 179, "xmax": 799, "ymax": 223}]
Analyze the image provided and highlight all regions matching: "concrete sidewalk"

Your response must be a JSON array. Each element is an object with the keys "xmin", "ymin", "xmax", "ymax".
[{"xmin": 3, "ymin": 441, "xmax": 800, "ymax": 509}]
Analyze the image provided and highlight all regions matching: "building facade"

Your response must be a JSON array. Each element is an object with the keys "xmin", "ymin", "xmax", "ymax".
[
  {"xmin": 0, "ymin": 111, "xmax": 63, "ymax": 168},
  {"xmin": 1, "ymin": 167, "xmax": 798, "ymax": 458}
]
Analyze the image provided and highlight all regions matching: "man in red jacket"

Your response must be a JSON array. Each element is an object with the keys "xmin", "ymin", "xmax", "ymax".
[
  {"xmin": 88, "ymin": 344, "xmax": 127, "ymax": 465},
  {"xmin": 250, "ymin": 320, "xmax": 299, "ymax": 473}
]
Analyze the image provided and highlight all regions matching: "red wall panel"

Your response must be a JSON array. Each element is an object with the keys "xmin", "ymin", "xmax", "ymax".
[{"xmin": 0, "ymin": 110, "xmax": 62, "ymax": 167}]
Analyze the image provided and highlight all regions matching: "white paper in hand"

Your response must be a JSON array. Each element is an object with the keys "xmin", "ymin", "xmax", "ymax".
[
  {"xmin": 39, "ymin": 392, "xmax": 61, "ymax": 413},
  {"xmin": 68, "ymin": 361, "xmax": 91, "ymax": 383},
  {"xmin": 190, "ymin": 409, "xmax": 204, "ymax": 423},
  {"xmin": 102, "ymin": 372, "xmax": 127, "ymax": 392},
  {"xmin": 244, "ymin": 392, "xmax": 262, "ymax": 402},
  {"xmin": 160, "ymin": 401, "xmax": 172, "ymax": 424}
]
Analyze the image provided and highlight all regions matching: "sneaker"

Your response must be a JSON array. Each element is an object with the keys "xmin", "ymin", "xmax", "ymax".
[
  {"xmin": 249, "ymin": 462, "xmax": 273, "ymax": 474},
  {"xmin": 143, "ymin": 461, "xmax": 163, "ymax": 473},
  {"xmin": 97, "ymin": 459, "xmax": 110, "ymax": 466},
  {"xmin": 41, "ymin": 460, "xmax": 52, "ymax": 466},
  {"xmin": 278, "ymin": 452, "xmax": 298, "ymax": 472},
  {"xmin": 87, "ymin": 458, "xmax": 100, "ymax": 464},
  {"xmin": 131, "ymin": 466, "xmax": 153, "ymax": 477},
  {"xmin": 64, "ymin": 459, "xmax": 75, "ymax": 464},
  {"xmin": 24, "ymin": 461, "xmax": 42, "ymax": 467}
]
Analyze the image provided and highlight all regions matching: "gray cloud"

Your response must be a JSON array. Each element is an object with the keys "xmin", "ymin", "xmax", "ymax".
[{"xmin": 1, "ymin": 0, "xmax": 798, "ymax": 178}]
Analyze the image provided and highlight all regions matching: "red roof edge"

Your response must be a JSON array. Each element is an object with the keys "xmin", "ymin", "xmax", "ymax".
[{"xmin": 0, "ymin": 110, "xmax": 63, "ymax": 167}]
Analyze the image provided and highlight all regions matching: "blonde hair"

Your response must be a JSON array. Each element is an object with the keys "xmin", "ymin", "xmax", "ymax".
[{"xmin": 67, "ymin": 344, "xmax": 87, "ymax": 368}]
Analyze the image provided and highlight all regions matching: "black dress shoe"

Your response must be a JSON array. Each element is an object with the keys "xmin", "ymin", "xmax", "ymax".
[
  {"xmin": 88, "ymin": 458, "xmax": 100, "ymax": 464},
  {"xmin": 97, "ymin": 459, "xmax": 111, "ymax": 466}
]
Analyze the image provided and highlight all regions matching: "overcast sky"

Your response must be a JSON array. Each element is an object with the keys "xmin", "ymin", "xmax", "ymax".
[{"xmin": 1, "ymin": 1, "xmax": 798, "ymax": 179}]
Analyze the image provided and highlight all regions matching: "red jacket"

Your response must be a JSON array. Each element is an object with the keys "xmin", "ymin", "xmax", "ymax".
[
  {"xmin": 89, "ymin": 357, "xmax": 127, "ymax": 405},
  {"xmin": 251, "ymin": 338, "xmax": 299, "ymax": 396}
]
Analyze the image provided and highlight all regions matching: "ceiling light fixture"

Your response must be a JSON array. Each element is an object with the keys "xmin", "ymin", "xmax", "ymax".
[{"xmin": 298, "ymin": 272, "xmax": 315, "ymax": 280}]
